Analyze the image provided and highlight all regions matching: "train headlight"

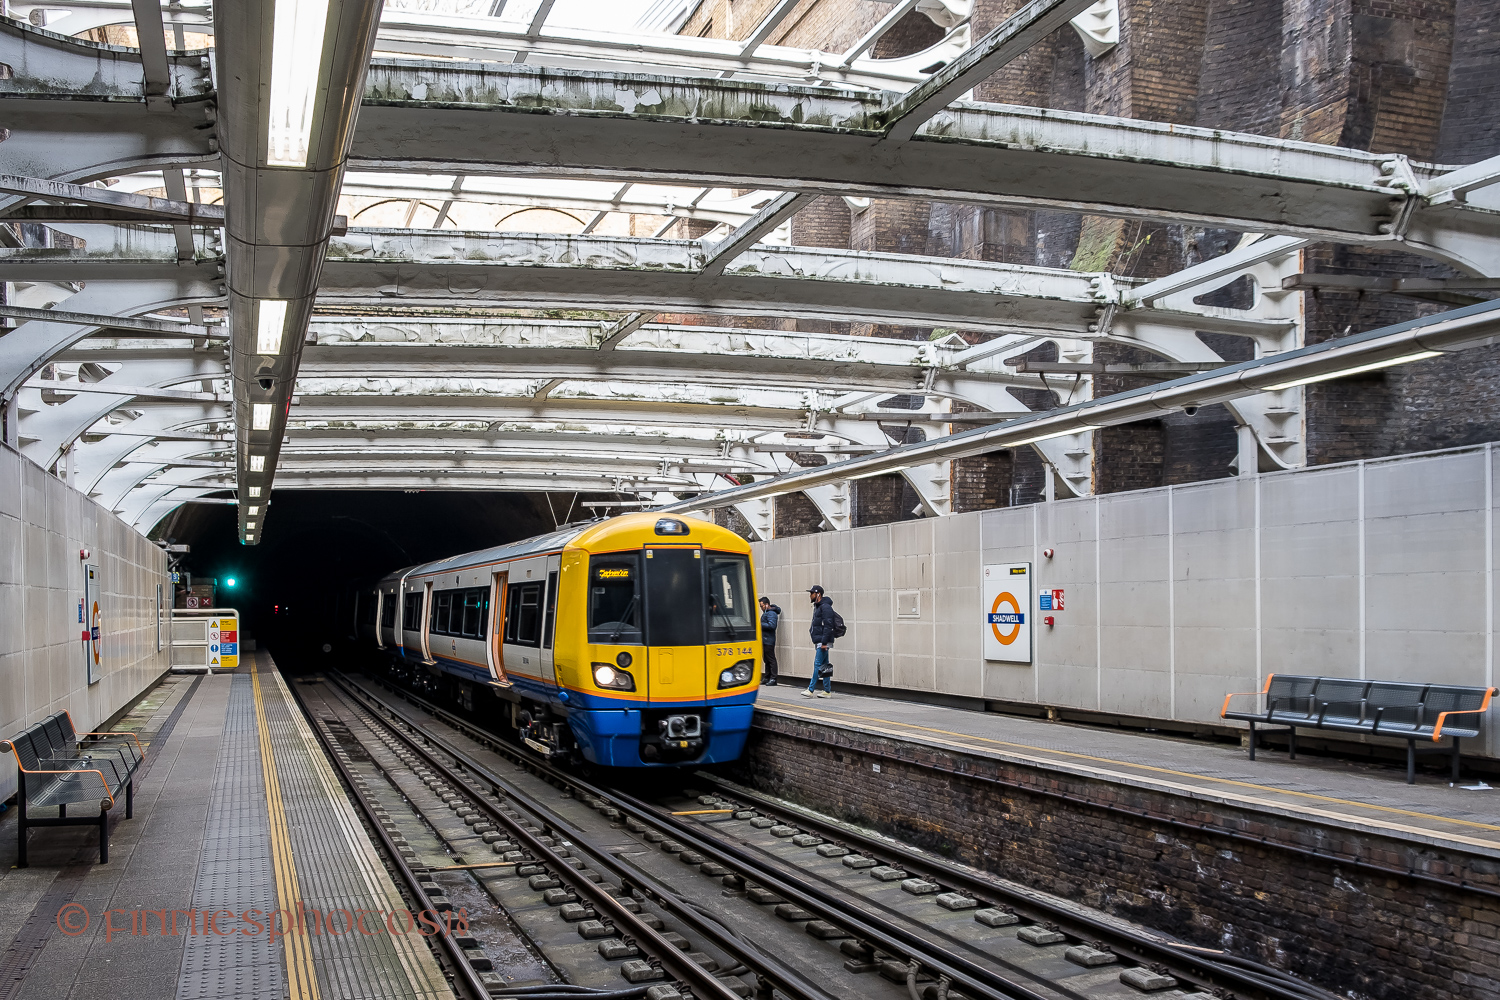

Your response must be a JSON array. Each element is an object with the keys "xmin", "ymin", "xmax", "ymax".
[
  {"xmin": 592, "ymin": 663, "xmax": 635, "ymax": 691},
  {"xmin": 718, "ymin": 659, "xmax": 754, "ymax": 689}
]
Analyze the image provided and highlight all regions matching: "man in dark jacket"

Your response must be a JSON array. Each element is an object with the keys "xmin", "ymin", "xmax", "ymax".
[
  {"xmin": 802, "ymin": 585, "xmax": 835, "ymax": 698},
  {"xmin": 759, "ymin": 596, "xmax": 781, "ymax": 685}
]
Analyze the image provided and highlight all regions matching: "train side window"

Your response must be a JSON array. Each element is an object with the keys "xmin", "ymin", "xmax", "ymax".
[
  {"xmin": 403, "ymin": 593, "xmax": 423, "ymax": 631},
  {"xmin": 462, "ymin": 588, "xmax": 486, "ymax": 638},
  {"xmin": 505, "ymin": 584, "xmax": 520, "ymax": 643},
  {"xmin": 541, "ymin": 571, "xmax": 558, "ymax": 649},
  {"xmin": 518, "ymin": 584, "xmax": 542, "ymax": 644},
  {"xmin": 432, "ymin": 591, "xmax": 453, "ymax": 635},
  {"xmin": 588, "ymin": 555, "xmax": 641, "ymax": 644},
  {"xmin": 505, "ymin": 582, "xmax": 543, "ymax": 646},
  {"xmin": 381, "ymin": 594, "xmax": 396, "ymax": 628}
]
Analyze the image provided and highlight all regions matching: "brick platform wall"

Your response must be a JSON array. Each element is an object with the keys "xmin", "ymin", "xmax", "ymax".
[{"xmin": 735, "ymin": 714, "xmax": 1500, "ymax": 1000}]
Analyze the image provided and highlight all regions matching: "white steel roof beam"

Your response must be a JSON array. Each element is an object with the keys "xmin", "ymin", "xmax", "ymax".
[
  {"xmin": 661, "ymin": 299, "xmax": 1500, "ymax": 514},
  {"xmin": 349, "ymin": 62, "xmax": 1500, "ymax": 273}
]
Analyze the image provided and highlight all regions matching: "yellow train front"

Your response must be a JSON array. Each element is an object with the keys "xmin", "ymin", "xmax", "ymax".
[{"xmin": 364, "ymin": 513, "xmax": 762, "ymax": 767}]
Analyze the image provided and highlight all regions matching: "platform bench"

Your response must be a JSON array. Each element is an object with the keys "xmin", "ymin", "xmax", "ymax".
[
  {"xmin": 1221, "ymin": 674, "xmax": 1495, "ymax": 783},
  {"xmin": 2, "ymin": 711, "xmax": 145, "ymax": 865}
]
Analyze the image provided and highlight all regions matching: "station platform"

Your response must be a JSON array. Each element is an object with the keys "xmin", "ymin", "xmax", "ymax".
[
  {"xmin": 0, "ymin": 654, "xmax": 453, "ymax": 1000},
  {"xmin": 753, "ymin": 684, "xmax": 1500, "ymax": 859}
]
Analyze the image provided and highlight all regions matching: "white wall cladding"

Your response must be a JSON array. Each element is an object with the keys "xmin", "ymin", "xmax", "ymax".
[
  {"xmin": 755, "ymin": 444, "xmax": 1500, "ymax": 759},
  {"xmin": 0, "ymin": 443, "xmax": 171, "ymax": 801}
]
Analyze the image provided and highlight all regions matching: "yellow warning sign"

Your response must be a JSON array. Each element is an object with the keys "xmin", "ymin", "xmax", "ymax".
[{"xmin": 210, "ymin": 615, "xmax": 240, "ymax": 669}]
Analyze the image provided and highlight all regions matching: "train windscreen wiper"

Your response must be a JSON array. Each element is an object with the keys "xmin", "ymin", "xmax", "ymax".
[
  {"xmin": 608, "ymin": 596, "xmax": 639, "ymax": 642},
  {"xmin": 713, "ymin": 606, "xmax": 740, "ymax": 640}
]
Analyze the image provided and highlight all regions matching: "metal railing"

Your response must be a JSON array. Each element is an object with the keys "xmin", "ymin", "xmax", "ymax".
[{"xmin": 167, "ymin": 607, "xmax": 242, "ymax": 673}]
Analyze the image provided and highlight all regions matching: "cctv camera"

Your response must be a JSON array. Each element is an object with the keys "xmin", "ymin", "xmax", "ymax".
[
  {"xmin": 258, "ymin": 377, "xmax": 274, "ymax": 391},
  {"xmin": 1183, "ymin": 405, "xmax": 1199, "ymax": 416}
]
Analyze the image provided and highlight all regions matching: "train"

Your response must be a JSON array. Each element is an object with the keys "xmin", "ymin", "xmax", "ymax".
[{"xmin": 356, "ymin": 512, "xmax": 762, "ymax": 767}]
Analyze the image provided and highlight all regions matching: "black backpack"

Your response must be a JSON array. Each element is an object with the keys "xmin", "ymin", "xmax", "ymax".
[{"xmin": 830, "ymin": 609, "xmax": 847, "ymax": 639}]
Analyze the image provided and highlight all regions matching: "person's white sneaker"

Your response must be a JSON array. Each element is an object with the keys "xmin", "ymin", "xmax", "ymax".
[
  {"xmin": 815, "ymin": 690, "xmax": 830, "ymax": 698},
  {"xmin": 800, "ymin": 689, "xmax": 813, "ymax": 698}
]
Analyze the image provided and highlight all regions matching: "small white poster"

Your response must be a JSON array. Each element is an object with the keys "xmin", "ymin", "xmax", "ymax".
[{"xmin": 982, "ymin": 562, "xmax": 1032, "ymax": 663}]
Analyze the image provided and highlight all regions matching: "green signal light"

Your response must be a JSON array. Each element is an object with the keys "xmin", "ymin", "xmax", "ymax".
[{"xmin": 225, "ymin": 577, "xmax": 237, "ymax": 588}]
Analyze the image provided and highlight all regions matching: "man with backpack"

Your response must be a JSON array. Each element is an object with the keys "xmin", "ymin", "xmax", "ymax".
[
  {"xmin": 801, "ymin": 585, "xmax": 844, "ymax": 698},
  {"xmin": 759, "ymin": 596, "xmax": 781, "ymax": 685}
]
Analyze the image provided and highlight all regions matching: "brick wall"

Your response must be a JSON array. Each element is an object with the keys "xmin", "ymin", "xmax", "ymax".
[
  {"xmin": 737, "ymin": 714, "xmax": 1500, "ymax": 1000},
  {"xmin": 1436, "ymin": 0, "xmax": 1500, "ymax": 160},
  {"xmin": 773, "ymin": 492, "xmax": 825, "ymax": 536},
  {"xmin": 674, "ymin": 0, "xmax": 1500, "ymax": 522}
]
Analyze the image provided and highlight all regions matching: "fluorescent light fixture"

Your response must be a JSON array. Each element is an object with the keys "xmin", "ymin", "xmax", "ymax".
[
  {"xmin": 1010, "ymin": 428, "xmax": 1082, "ymax": 446},
  {"xmin": 248, "ymin": 486, "xmax": 262, "ymax": 498},
  {"xmin": 246, "ymin": 521, "xmax": 257, "ymax": 529},
  {"xmin": 256, "ymin": 300, "xmax": 288, "ymax": 354},
  {"xmin": 252, "ymin": 403, "xmax": 273, "ymax": 430},
  {"xmin": 249, "ymin": 455, "xmax": 266, "ymax": 472},
  {"xmin": 267, "ymin": 0, "xmax": 331, "ymax": 167},
  {"xmin": 1263, "ymin": 350, "xmax": 1442, "ymax": 391},
  {"xmin": 246, "ymin": 506, "xmax": 260, "ymax": 515}
]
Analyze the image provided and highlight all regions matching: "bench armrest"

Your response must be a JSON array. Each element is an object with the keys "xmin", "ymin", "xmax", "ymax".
[
  {"xmin": 1220, "ymin": 691, "xmax": 1265, "ymax": 718},
  {"xmin": 80, "ymin": 731, "xmax": 145, "ymax": 756},
  {"xmin": 1433, "ymin": 687, "xmax": 1497, "ymax": 740}
]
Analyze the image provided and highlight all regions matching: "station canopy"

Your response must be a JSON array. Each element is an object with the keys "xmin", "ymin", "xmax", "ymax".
[{"xmin": 3, "ymin": 0, "xmax": 1499, "ymax": 541}]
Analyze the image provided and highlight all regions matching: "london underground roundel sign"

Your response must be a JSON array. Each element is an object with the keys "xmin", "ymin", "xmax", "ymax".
[
  {"xmin": 982, "ymin": 563, "xmax": 1032, "ymax": 663},
  {"xmin": 989, "ymin": 591, "xmax": 1023, "ymax": 645}
]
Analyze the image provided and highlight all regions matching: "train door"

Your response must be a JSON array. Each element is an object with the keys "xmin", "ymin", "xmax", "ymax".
[
  {"xmin": 644, "ymin": 546, "xmax": 707, "ymax": 702},
  {"xmin": 538, "ymin": 555, "xmax": 561, "ymax": 686},
  {"xmin": 488, "ymin": 571, "xmax": 508, "ymax": 683},
  {"xmin": 374, "ymin": 591, "xmax": 386, "ymax": 649},
  {"xmin": 420, "ymin": 580, "xmax": 434, "ymax": 662}
]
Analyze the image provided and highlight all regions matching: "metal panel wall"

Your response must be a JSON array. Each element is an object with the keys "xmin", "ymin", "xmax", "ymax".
[
  {"xmin": 0, "ymin": 442, "xmax": 172, "ymax": 800},
  {"xmin": 755, "ymin": 443, "xmax": 1500, "ymax": 758}
]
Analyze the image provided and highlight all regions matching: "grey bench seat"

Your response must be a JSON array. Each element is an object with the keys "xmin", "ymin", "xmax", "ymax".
[
  {"xmin": 1221, "ymin": 674, "xmax": 1495, "ymax": 783},
  {"xmin": 2, "ymin": 711, "xmax": 145, "ymax": 865}
]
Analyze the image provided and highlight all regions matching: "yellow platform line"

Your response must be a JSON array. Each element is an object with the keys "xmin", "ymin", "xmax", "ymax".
[
  {"xmin": 252, "ymin": 666, "xmax": 322, "ymax": 1000},
  {"xmin": 767, "ymin": 702, "xmax": 1500, "ymax": 843}
]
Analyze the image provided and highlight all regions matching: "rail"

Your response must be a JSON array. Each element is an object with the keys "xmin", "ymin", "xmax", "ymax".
[{"xmin": 330, "ymin": 668, "xmax": 1336, "ymax": 1000}]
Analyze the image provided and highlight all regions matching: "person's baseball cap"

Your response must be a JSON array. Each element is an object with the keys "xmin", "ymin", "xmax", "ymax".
[{"xmin": 806, "ymin": 585, "xmax": 825, "ymax": 595}]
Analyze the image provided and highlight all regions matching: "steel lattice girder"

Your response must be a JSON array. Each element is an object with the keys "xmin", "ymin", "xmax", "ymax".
[
  {"xmin": 0, "ymin": 21, "xmax": 216, "ymax": 207},
  {"xmin": 5, "ymin": 20, "xmax": 1497, "ymax": 271},
  {"xmin": 316, "ymin": 231, "xmax": 1288, "ymax": 339},
  {"xmin": 348, "ymin": 61, "xmax": 1500, "ymax": 274},
  {"xmin": 0, "ymin": 226, "xmax": 1288, "ymax": 339},
  {"xmin": 5, "ymin": 1, "xmax": 961, "ymax": 92}
]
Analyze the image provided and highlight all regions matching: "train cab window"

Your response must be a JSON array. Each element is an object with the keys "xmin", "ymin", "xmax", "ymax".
[
  {"xmin": 505, "ymin": 582, "xmax": 543, "ymax": 646},
  {"xmin": 403, "ymin": 593, "xmax": 423, "ymax": 631},
  {"xmin": 381, "ymin": 594, "xmax": 396, "ymax": 628},
  {"xmin": 542, "ymin": 571, "xmax": 559, "ymax": 649},
  {"xmin": 644, "ymin": 548, "xmax": 707, "ymax": 647},
  {"xmin": 588, "ymin": 555, "xmax": 641, "ymax": 644},
  {"xmin": 706, "ymin": 552, "xmax": 755, "ymax": 642}
]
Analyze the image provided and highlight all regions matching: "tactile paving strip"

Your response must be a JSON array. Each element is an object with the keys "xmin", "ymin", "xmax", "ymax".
[
  {"xmin": 176, "ymin": 673, "xmax": 284, "ymax": 1000},
  {"xmin": 255, "ymin": 661, "xmax": 452, "ymax": 1000}
]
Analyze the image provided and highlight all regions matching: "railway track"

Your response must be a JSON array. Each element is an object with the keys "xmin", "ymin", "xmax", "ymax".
[{"xmin": 293, "ymin": 667, "xmax": 1340, "ymax": 1000}]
